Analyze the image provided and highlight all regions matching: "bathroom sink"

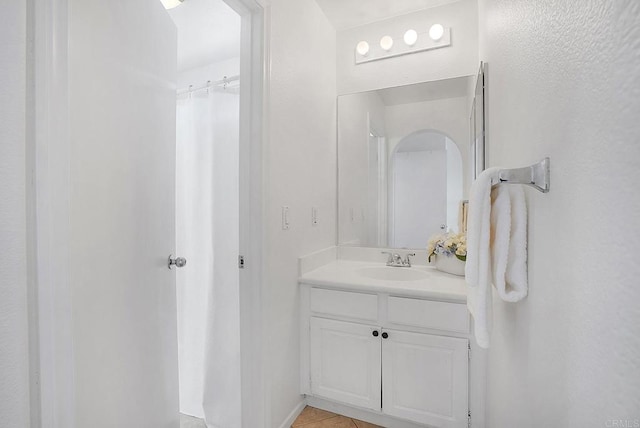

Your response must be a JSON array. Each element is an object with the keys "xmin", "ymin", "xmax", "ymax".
[{"xmin": 357, "ymin": 266, "xmax": 430, "ymax": 282}]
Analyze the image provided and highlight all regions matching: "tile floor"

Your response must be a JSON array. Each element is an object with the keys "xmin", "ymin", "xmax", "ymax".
[{"xmin": 292, "ymin": 406, "xmax": 383, "ymax": 428}]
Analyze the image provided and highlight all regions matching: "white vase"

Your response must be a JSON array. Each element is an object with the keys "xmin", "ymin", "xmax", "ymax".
[{"xmin": 435, "ymin": 254, "xmax": 466, "ymax": 276}]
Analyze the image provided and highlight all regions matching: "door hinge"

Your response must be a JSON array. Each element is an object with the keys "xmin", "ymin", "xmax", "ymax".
[
  {"xmin": 468, "ymin": 411, "xmax": 471, "ymax": 428},
  {"xmin": 468, "ymin": 342, "xmax": 471, "ymax": 359},
  {"xmin": 238, "ymin": 255, "xmax": 245, "ymax": 269}
]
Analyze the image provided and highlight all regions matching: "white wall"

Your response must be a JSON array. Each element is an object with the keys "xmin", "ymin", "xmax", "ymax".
[
  {"xmin": 0, "ymin": 1, "xmax": 32, "ymax": 426},
  {"xmin": 337, "ymin": 0, "xmax": 478, "ymax": 95},
  {"xmin": 478, "ymin": 1, "xmax": 640, "ymax": 426},
  {"xmin": 266, "ymin": 0, "xmax": 337, "ymax": 426}
]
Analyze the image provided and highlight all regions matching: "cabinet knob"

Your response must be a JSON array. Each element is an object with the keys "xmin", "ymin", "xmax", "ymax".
[
  {"xmin": 372, "ymin": 330, "xmax": 379, "ymax": 337},
  {"xmin": 382, "ymin": 332, "xmax": 389, "ymax": 339},
  {"xmin": 168, "ymin": 255, "xmax": 187, "ymax": 270}
]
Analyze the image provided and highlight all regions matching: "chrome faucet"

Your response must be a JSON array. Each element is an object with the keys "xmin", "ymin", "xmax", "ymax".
[{"xmin": 381, "ymin": 251, "xmax": 416, "ymax": 267}]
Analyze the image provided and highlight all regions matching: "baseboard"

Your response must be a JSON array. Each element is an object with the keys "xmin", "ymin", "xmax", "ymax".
[{"xmin": 277, "ymin": 399, "xmax": 307, "ymax": 428}]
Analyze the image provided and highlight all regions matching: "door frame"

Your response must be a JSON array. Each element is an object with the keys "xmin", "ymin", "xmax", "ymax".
[
  {"xmin": 31, "ymin": 0, "xmax": 266, "ymax": 426},
  {"xmin": 224, "ymin": 1, "xmax": 267, "ymax": 427}
]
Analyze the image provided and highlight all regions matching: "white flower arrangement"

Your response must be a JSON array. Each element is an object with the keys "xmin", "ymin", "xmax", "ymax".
[{"xmin": 427, "ymin": 232, "xmax": 467, "ymax": 262}]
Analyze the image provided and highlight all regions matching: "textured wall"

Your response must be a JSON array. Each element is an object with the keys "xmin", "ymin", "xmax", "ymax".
[
  {"xmin": 478, "ymin": 1, "xmax": 640, "ymax": 426},
  {"xmin": 266, "ymin": 0, "xmax": 337, "ymax": 426},
  {"xmin": 0, "ymin": 0, "xmax": 31, "ymax": 426}
]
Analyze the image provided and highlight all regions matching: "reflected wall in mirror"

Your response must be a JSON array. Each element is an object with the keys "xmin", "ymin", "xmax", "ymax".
[
  {"xmin": 471, "ymin": 62, "xmax": 486, "ymax": 180},
  {"xmin": 338, "ymin": 76, "xmax": 475, "ymax": 249}
]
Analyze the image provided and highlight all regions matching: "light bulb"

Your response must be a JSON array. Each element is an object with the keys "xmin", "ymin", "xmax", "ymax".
[
  {"xmin": 356, "ymin": 41, "xmax": 370, "ymax": 56},
  {"xmin": 380, "ymin": 35, "xmax": 394, "ymax": 51},
  {"xmin": 403, "ymin": 29, "xmax": 418, "ymax": 46},
  {"xmin": 161, "ymin": 0, "xmax": 184, "ymax": 9},
  {"xmin": 429, "ymin": 24, "xmax": 444, "ymax": 41}
]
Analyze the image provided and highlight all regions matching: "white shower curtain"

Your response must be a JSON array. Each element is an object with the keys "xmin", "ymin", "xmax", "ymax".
[{"xmin": 176, "ymin": 87, "xmax": 241, "ymax": 428}]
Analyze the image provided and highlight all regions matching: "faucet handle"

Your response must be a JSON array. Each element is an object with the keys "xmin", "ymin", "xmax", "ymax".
[
  {"xmin": 403, "ymin": 253, "xmax": 416, "ymax": 266},
  {"xmin": 381, "ymin": 251, "xmax": 394, "ymax": 263}
]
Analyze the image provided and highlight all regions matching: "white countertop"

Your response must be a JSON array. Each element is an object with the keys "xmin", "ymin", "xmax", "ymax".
[{"xmin": 299, "ymin": 260, "xmax": 468, "ymax": 303}]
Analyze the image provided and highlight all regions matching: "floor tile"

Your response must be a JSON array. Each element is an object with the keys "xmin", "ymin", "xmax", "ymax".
[
  {"xmin": 291, "ymin": 406, "xmax": 386, "ymax": 428},
  {"xmin": 352, "ymin": 419, "xmax": 383, "ymax": 428},
  {"xmin": 292, "ymin": 406, "xmax": 338, "ymax": 427},
  {"xmin": 296, "ymin": 415, "xmax": 357, "ymax": 428}
]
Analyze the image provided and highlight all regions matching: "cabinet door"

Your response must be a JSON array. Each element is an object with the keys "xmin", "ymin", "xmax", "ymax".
[
  {"xmin": 382, "ymin": 330, "xmax": 468, "ymax": 428},
  {"xmin": 310, "ymin": 317, "xmax": 381, "ymax": 410}
]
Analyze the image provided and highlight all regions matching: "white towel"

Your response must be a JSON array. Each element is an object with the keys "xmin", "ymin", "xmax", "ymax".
[
  {"xmin": 491, "ymin": 184, "xmax": 528, "ymax": 303},
  {"xmin": 465, "ymin": 168, "xmax": 528, "ymax": 348}
]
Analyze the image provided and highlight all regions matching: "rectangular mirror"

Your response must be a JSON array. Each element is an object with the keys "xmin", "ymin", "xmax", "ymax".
[{"xmin": 338, "ymin": 73, "xmax": 482, "ymax": 250}]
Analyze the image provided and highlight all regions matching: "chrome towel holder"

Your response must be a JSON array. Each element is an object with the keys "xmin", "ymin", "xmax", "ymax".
[{"xmin": 491, "ymin": 157, "xmax": 550, "ymax": 193}]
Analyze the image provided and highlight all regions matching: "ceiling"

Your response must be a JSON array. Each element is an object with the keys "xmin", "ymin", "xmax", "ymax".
[
  {"xmin": 313, "ymin": 0, "xmax": 460, "ymax": 30},
  {"xmin": 377, "ymin": 75, "xmax": 471, "ymax": 106},
  {"xmin": 167, "ymin": 0, "xmax": 241, "ymax": 72}
]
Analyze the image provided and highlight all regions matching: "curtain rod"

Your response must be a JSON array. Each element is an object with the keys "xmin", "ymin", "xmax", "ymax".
[{"xmin": 176, "ymin": 75, "xmax": 240, "ymax": 95}]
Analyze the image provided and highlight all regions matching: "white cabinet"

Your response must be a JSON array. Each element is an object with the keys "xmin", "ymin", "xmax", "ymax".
[
  {"xmin": 310, "ymin": 317, "xmax": 381, "ymax": 410},
  {"xmin": 382, "ymin": 330, "xmax": 468, "ymax": 428},
  {"xmin": 302, "ymin": 286, "xmax": 472, "ymax": 428}
]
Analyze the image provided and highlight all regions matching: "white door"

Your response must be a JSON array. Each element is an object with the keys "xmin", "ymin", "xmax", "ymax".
[
  {"xmin": 68, "ymin": 0, "xmax": 179, "ymax": 426},
  {"xmin": 391, "ymin": 150, "xmax": 447, "ymax": 248},
  {"xmin": 310, "ymin": 317, "xmax": 381, "ymax": 410},
  {"xmin": 382, "ymin": 330, "xmax": 468, "ymax": 428}
]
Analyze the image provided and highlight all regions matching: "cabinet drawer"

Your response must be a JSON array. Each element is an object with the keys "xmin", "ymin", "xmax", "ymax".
[
  {"xmin": 310, "ymin": 288, "xmax": 378, "ymax": 322},
  {"xmin": 387, "ymin": 297, "xmax": 469, "ymax": 333}
]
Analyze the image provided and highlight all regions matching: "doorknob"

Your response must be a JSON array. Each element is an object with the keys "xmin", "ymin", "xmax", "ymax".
[{"xmin": 168, "ymin": 255, "xmax": 187, "ymax": 269}]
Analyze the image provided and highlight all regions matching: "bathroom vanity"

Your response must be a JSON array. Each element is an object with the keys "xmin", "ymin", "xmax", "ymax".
[{"xmin": 299, "ymin": 249, "xmax": 480, "ymax": 428}]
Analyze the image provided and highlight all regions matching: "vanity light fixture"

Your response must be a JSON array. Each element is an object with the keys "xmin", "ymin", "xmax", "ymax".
[
  {"xmin": 161, "ymin": 0, "xmax": 184, "ymax": 9},
  {"xmin": 380, "ymin": 35, "xmax": 394, "ymax": 51},
  {"xmin": 354, "ymin": 25, "xmax": 451, "ymax": 65},
  {"xmin": 403, "ymin": 29, "xmax": 418, "ymax": 46},
  {"xmin": 356, "ymin": 41, "xmax": 370, "ymax": 56},
  {"xmin": 429, "ymin": 24, "xmax": 445, "ymax": 41}
]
